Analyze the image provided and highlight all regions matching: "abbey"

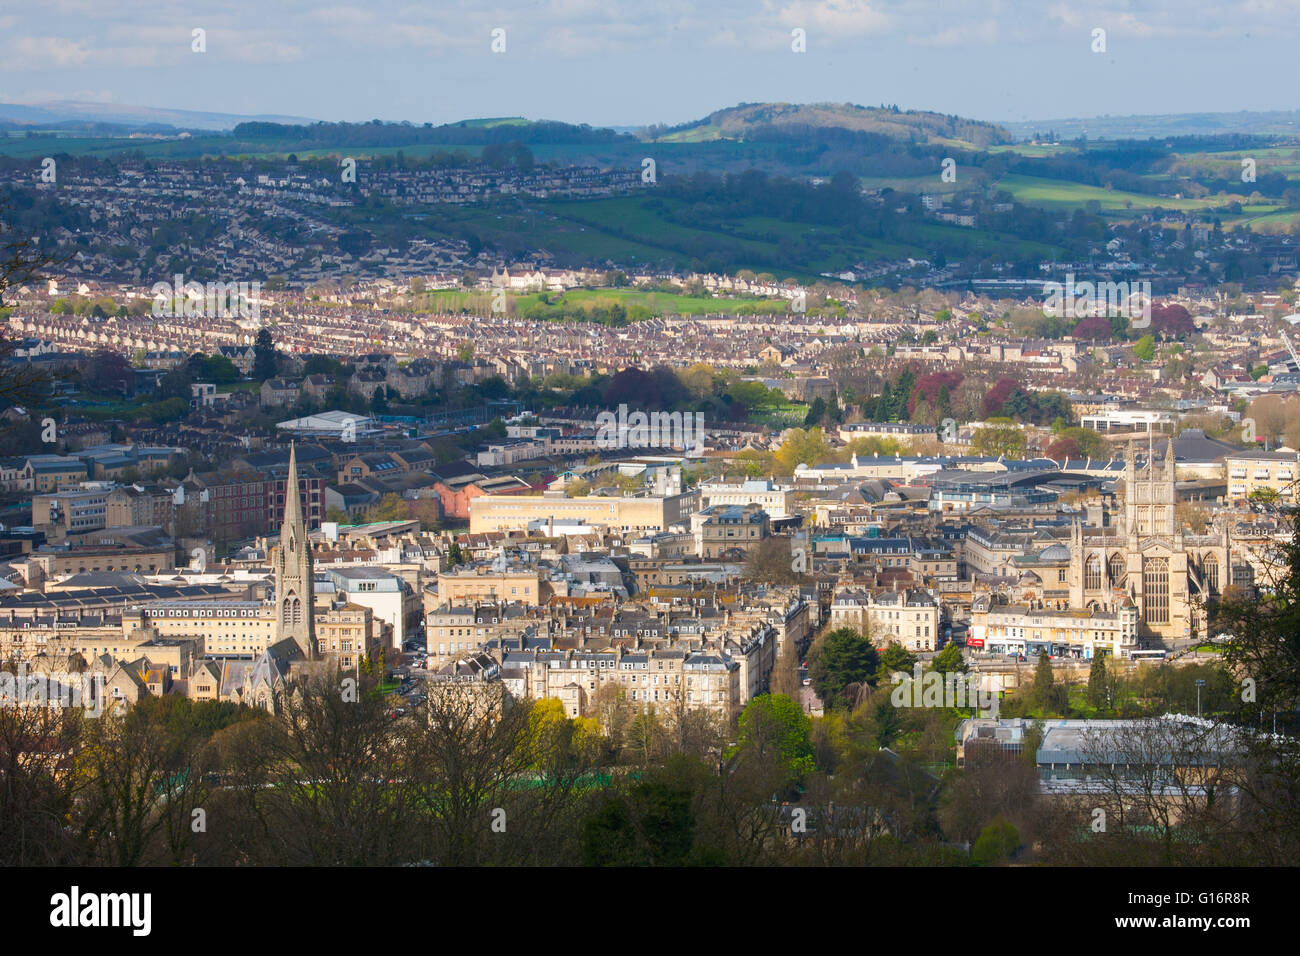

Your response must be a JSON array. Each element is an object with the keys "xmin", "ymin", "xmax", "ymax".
[{"xmin": 1069, "ymin": 441, "xmax": 1232, "ymax": 643}]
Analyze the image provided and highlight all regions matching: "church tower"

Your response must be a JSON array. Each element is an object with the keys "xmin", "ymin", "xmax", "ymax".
[
  {"xmin": 274, "ymin": 443, "xmax": 316, "ymax": 658},
  {"xmin": 1123, "ymin": 439, "xmax": 1176, "ymax": 539}
]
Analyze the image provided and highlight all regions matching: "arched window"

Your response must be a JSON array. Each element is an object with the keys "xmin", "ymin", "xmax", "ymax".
[
  {"xmin": 1085, "ymin": 554, "xmax": 1102, "ymax": 590},
  {"xmin": 1202, "ymin": 554, "xmax": 1219, "ymax": 595},
  {"xmin": 1143, "ymin": 557, "xmax": 1169, "ymax": 625},
  {"xmin": 1108, "ymin": 553, "xmax": 1126, "ymax": 588}
]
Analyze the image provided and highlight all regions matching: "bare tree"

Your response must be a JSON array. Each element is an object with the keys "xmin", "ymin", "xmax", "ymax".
[
  {"xmin": 1077, "ymin": 717, "xmax": 1245, "ymax": 864},
  {"xmin": 0, "ymin": 197, "xmax": 65, "ymax": 408},
  {"xmin": 0, "ymin": 706, "xmax": 87, "ymax": 865}
]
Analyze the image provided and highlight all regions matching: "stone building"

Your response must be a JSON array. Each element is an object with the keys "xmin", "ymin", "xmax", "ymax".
[{"xmin": 1068, "ymin": 442, "xmax": 1232, "ymax": 643}]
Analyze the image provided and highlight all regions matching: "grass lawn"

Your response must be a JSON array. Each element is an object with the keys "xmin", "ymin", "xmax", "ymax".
[{"xmin": 998, "ymin": 173, "xmax": 1257, "ymax": 214}]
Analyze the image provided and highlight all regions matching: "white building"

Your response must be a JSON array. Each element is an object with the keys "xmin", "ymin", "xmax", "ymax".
[
  {"xmin": 697, "ymin": 478, "xmax": 796, "ymax": 518},
  {"xmin": 830, "ymin": 587, "xmax": 940, "ymax": 652},
  {"xmin": 276, "ymin": 410, "xmax": 382, "ymax": 440},
  {"xmin": 318, "ymin": 566, "xmax": 419, "ymax": 651},
  {"xmin": 969, "ymin": 600, "xmax": 1139, "ymax": 660}
]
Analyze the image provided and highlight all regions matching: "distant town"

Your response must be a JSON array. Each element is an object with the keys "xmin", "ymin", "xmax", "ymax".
[{"xmin": 3, "ymin": 77, "xmax": 1300, "ymax": 874}]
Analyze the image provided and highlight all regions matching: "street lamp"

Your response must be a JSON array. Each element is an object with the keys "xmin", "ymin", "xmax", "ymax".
[{"xmin": 1195, "ymin": 678, "xmax": 1206, "ymax": 718}]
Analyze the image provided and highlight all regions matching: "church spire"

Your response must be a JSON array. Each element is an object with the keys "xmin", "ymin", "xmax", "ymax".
[
  {"xmin": 275, "ymin": 441, "xmax": 315, "ymax": 658},
  {"xmin": 282, "ymin": 441, "xmax": 303, "ymax": 539}
]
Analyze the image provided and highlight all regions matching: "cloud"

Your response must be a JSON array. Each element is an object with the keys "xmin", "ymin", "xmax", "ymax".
[
  {"xmin": 10, "ymin": 88, "xmax": 117, "ymax": 103},
  {"xmin": 911, "ymin": 19, "xmax": 999, "ymax": 46},
  {"xmin": 773, "ymin": 0, "xmax": 893, "ymax": 37},
  {"xmin": 6, "ymin": 35, "xmax": 92, "ymax": 69}
]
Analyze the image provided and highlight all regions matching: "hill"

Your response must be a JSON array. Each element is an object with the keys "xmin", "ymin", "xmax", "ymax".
[
  {"xmin": 1003, "ymin": 110, "xmax": 1300, "ymax": 142},
  {"xmin": 648, "ymin": 101, "xmax": 1013, "ymax": 149},
  {"xmin": 0, "ymin": 99, "xmax": 317, "ymax": 132}
]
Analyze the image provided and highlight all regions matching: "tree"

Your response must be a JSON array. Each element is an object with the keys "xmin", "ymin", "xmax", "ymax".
[
  {"xmin": 774, "ymin": 427, "xmax": 834, "ymax": 474},
  {"xmin": 981, "ymin": 377, "xmax": 1019, "ymax": 418},
  {"xmin": 808, "ymin": 628, "xmax": 880, "ymax": 710},
  {"xmin": 1076, "ymin": 719, "xmax": 1241, "ymax": 864},
  {"xmin": 202, "ymin": 354, "xmax": 239, "ymax": 384},
  {"xmin": 1218, "ymin": 513, "xmax": 1300, "ymax": 714},
  {"xmin": 1072, "ymin": 316, "xmax": 1114, "ymax": 340},
  {"xmin": 803, "ymin": 396, "xmax": 828, "ymax": 428},
  {"xmin": 939, "ymin": 752, "xmax": 1040, "ymax": 847},
  {"xmin": 743, "ymin": 536, "xmax": 801, "ymax": 585},
  {"xmin": 1045, "ymin": 437, "xmax": 1080, "ymax": 460},
  {"xmin": 1133, "ymin": 335, "xmax": 1156, "ymax": 362},
  {"xmin": 769, "ymin": 638, "xmax": 802, "ymax": 698},
  {"xmin": 582, "ymin": 779, "xmax": 695, "ymax": 866},
  {"xmin": 0, "ymin": 706, "xmax": 85, "ymax": 864},
  {"xmin": 971, "ymin": 816, "xmax": 1020, "ymax": 865},
  {"xmin": 0, "ymin": 197, "xmax": 61, "ymax": 416},
  {"xmin": 932, "ymin": 642, "xmax": 967, "ymax": 674},
  {"xmin": 732, "ymin": 694, "xmax": 815, "ymax": 791},
  {"xmin": 1087, "ymin": 652, "xmax": 1111, "ymax": 709},
  {"xmin": 86, "ymin": 349, "xmax": 135, "ymax": 396},
  {"xmin": 1028, "ymin": 653, "xmax": 1067, "ymax": 715},
  {"xmin": 75, "ymin": 697, "xmax": 222, "ymax": 866},
  {"xmin": 253, "ymin": 327, "xmax": 279, "ymax": 381},
  {"xmin": 971, "ymin": 423, "xmax": 1025, "ymax": 458},
  {"xmin": 408, "ymin": 497, "xmax": 443, "ymax": 532},
  {"xmin": 0, "ymin": 195, "xmax": 65, "ymax": 309},
  {"xmin": 878, "ymin": 642, "xmax": 917, "ymax": 679},
  {"xmin": 364, "ymin": 493, "xmax": 409, "ymax": 523}
]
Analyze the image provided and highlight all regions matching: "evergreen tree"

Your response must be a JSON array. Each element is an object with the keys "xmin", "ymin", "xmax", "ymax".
[
  {"xmin": 892, "ymin": 369, "xmax": 916, "ymax": 418},
  {"xmin": 878, "ymin": 642, "xmax": 917, "ymax": 679},
  {"xmin": 808, "ymin": 627, "xmax": 879, "ymax": 710},
  {"xmin": 1031, "ymin": 652, "xmax": 1055, "ymax": 709},
  {"xmin": 874, "ymin": 382, "xmax": 892, "ymax": 421},
  {"xmin": 253, "ymin": 327, "xmax": 278, "ymax": 381},
  {"xmin": 1087, "ymin": 652, "xmax": 1110, "ymax": 710},
  {"xmin": 932, "ymin": 642, "xmax": 967, "ymax": 674},
  {"xmin": 1030, "ymin": 652, "xmax": 1068, "ymax": 715}
]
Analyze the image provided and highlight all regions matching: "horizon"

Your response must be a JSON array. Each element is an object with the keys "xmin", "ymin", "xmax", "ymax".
[
  {"xmin": 6, "ymin": 95, "xmax": 1299, "ymax": 137},
  {"xmin": 3, "ymin": 0, "xmax": 1296, "ymax": 129}
]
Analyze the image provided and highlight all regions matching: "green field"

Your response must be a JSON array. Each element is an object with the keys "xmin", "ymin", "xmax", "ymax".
[
  {"xmin": 997, "ymin": 173, "xmax": 1263, "ymax": 214},
  {"xmin": 408, "ymin": 285, "xmax": 805, "ymax": 317}
]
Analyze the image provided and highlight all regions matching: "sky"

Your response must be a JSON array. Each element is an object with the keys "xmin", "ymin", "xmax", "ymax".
[{"xmin": 0, "ymin": 0, "xmax": 1296, "ymax": 128}]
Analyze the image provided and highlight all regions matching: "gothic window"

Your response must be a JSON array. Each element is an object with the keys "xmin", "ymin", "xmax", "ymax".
[
  {"xmin": 1143, "ymin": 557, "xmax": 1169, "ymax": 625},
  {"xmin": 1085, "ymin": 555, "xmax": 1102, "ymax": 590},
  {"xmin": 1203, "ymin": 555, "xmax": 1220, "ymax": 595},
  {"xmin": 1108, "ymin": 553, "xmax": 1126, "ymax": 588}
]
